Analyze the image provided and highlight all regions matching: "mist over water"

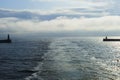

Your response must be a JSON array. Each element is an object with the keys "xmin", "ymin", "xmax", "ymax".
[{"xmin": 0, "ymin": 37, "xmax": 120, "ymax": 80}]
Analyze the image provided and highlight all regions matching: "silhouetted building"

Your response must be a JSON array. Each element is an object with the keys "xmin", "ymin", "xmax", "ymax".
[
  {"xmin": 0, "ymin": 34, "xmax": 12, "ymax": 43},
  {"xmin": 103, "ymin": 36, "xmax": 120, "ymax": 41}
]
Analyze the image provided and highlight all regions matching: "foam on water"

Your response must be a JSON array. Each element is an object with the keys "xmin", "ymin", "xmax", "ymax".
[
  {"xmin": 25, "ymin": 37, "xmax": 120, "ymax": 80},
  {"xmin": 25, "ymin": 62, "xmax": 44, "ymax": 80}
]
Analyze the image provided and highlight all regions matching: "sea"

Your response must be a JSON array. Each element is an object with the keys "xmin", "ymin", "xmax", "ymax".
[{"xmin": 0, "ymin": 37, "xmax": 119, "ymax": 80}]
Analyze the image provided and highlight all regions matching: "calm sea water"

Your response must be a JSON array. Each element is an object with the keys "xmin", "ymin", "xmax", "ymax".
[{"xmin": 0, "ymin": 37, "xmax": 119, "ymax": 80}]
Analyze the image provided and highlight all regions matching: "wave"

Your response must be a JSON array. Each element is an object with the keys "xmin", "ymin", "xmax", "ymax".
[{"xmin": 25, "ymin": 38, "xmax": 120, "ymax": 80}]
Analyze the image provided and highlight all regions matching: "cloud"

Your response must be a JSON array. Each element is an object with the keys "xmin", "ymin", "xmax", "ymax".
[
  {"xmin": 0, "ymin": 8, "xmax": 109, "ymax": 21},
  {"xmin": 0, "ymin": 16, "xmax": 120, "ymax": 35},
  {"xmin": 0, "ymin": 0, "xmax": 119, "ymax": 36},
  {"xmin": 31, "ymin": 0, "xmax": 111, "ymax": 9},
  {"xmin": 31, "ymin": 0, "xmax": 72, "ymax": 1}
]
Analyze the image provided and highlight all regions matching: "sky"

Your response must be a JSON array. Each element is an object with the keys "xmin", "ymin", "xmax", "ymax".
[{"xmin": 0, "ymin": 0, "xmax": 120, "ymax": 36}]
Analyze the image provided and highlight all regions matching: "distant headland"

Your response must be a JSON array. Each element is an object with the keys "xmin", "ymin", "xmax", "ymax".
[{"xmin": 0, "ymin": 34, "xmax": 12, "ymax": 43}]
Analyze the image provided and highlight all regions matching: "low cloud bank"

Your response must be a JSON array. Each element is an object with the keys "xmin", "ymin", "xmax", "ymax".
[
  {"xmin": 0, "ymin": 8, "xmax": 120, "ymax": 36},
  {"xmin": 0, "ymin": 16, "xmax": 120, "ymax": 35}
]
